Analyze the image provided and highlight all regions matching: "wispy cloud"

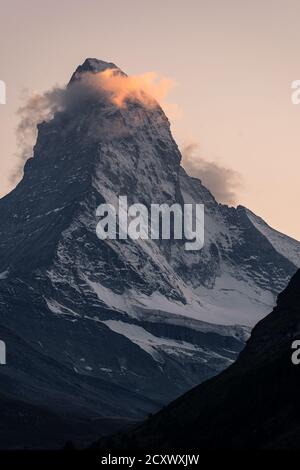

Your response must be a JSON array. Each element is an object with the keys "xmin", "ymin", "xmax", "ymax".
[
  {"xmin": 181, "ymin": 143, "xmax": 243, "ymax": 206},
  {"xmin": 11, "ymin": 87, "xmax": 64, "ymax": 182},
  {"xmin": 80, "ymin": 68, "xmax": 180, "ymax": 118},
  {"xmin": 83, "ymin": 68, "xmax": 174, "ymax": 108}
]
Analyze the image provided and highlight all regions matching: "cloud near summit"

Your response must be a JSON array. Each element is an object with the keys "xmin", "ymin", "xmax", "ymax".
[
  {"xmin": 83, "ymin": 68, "xmax": 175, "ymax": 109},
  {"xmin": 12, "ymin": 67, "xmax": 178, "ymax": 182}
]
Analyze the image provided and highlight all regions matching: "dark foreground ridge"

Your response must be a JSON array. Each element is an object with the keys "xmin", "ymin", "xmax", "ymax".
[{"xmin": 96, "ymin": 269, "xmax": 300, "ymax": 450}]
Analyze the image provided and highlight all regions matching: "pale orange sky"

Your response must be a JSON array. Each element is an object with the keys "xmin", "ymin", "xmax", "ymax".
[{"xmin": 0, "ymin": 0, "xmax": 300, "ymax": 239}]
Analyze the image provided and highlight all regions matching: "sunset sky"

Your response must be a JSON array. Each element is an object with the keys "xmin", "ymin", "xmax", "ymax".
[{"xmin": 0, "ymin": 0, "xmax": 300, "ymax": 239}]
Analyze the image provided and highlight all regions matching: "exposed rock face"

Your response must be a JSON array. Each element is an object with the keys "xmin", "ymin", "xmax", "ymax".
[{"xmin": 0, "ymin": 58, "xmax": 299, "ymax": 448}]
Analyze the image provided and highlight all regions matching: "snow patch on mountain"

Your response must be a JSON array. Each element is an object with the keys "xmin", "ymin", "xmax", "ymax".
[
  {"xmin": 245, "ymin": 208, "xmax": 300, "ymax": 267},
  {"xmin": 84, "ymin": 269, "xmax": 272, "ymax": 327},
  {"xmin": 101, "ymin": 320, "xmax": 201, "ymax": 361}
]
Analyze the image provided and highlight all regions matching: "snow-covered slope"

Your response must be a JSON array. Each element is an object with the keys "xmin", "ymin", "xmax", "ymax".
[
  {"xmin": 0, "ymin": 58, "xmax": 299, "ymax": 447},
  {"xmin": 245, "ymin": 207, "xmax": 300, "ymax": 267}
]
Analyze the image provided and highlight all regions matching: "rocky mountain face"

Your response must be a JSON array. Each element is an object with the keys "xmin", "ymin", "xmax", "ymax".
[
  {"xmin": 0, "ymin": 58, "xmax": 299, "ymax": 448},
  {"xmin": 104, "ymin": 269, "xmax": 300, "ymax": 450}
]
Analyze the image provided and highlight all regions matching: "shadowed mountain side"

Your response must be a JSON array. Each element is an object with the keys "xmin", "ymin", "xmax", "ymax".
[{"xmin": 96, "ymin": 270, "xmax": 300, "ymax": 450}]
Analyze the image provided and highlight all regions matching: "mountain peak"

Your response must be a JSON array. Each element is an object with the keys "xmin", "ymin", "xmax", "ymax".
[{"xmin": 69, "ymin": 58, "xmax": 122, "ymax": 84}]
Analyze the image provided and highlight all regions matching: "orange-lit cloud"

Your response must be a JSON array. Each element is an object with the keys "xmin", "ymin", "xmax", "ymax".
[
  {"xmin": 83, "ymin": 68, "xmax": 179, "ymax": 115},
  {"xmin": 11, "ymin": 68, "xmax": 179, "ymax": 182}
]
